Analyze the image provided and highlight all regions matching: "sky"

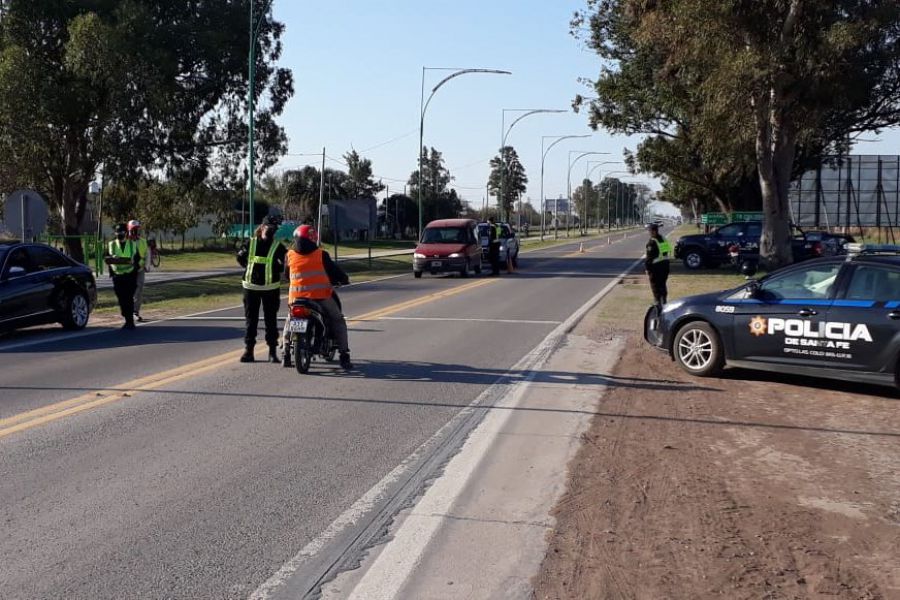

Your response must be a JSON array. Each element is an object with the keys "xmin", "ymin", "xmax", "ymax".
[{"xmin": 269, "ymin": 0, "xmax": 900, "ymax": 214}]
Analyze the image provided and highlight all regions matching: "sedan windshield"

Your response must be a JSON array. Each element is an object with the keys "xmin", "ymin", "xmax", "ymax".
[{"xmin": 422, "ymin": 227, "xmax": 467, "ymax": 244}]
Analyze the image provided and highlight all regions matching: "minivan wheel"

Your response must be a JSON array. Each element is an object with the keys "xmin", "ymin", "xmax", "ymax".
[
  {"xmin": 414, "ymin": 271, "xmax": 423, "ymax": 279},
  {"xmin": 460, "ymin": 258, "xmax": 470, "ymax": 278},
  {"xmin": 673, "ymin": 321, "xmax": 724, "ymax": 377},
  {"xmin": 61, "ymin": 292, "xmax": 90, "ymax": 330}
]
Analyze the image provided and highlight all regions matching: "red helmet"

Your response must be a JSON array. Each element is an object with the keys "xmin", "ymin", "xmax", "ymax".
[
  {"xmin": 293, "ymin": 225, "xmax": 319, "ymax": 244},
  {"xmin": 127, "ymin": 219, "xmax": 141, "ymax": 231}
]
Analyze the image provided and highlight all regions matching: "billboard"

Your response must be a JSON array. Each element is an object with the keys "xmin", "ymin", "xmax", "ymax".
[{"xmin": 790, "ymin": 155, "xmax": 900, "ymax": 228}]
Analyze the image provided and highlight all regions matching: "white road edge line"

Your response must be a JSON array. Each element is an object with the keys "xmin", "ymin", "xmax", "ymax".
[
  {"xmin": 0, "ymin": 272, "xmax": 410, "ymax": 352},
  {"xmin": 378, "ymin": 317, "xmax": 562, "ymax": 325},
  {"xmin": 248, "ymin": 256, "xmax": 644, "ymax": 600}
]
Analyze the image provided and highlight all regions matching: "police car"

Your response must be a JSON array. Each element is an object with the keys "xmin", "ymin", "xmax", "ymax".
[{"xmin": 644, "ymin": 244, "xmax": 900, "ymax": 390}]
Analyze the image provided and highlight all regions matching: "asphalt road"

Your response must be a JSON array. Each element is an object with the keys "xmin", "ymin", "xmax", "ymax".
[{"xmin": 0, "ymin": 234, "xmax": 647, "ymax": 599}]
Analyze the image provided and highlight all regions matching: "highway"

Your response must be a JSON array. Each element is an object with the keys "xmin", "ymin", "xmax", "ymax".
[{"xmin": 0, "ymin": 234, "xmax": 647, "ymax": 599}]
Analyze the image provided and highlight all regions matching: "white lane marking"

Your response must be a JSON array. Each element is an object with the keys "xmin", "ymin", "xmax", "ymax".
[
  {"xmin": 249, "ymin": 256, "xmax": 644, "ymax": 600},
  {"xmin": 341, "ymin": 258, "xmax": 642, "ymax": 599},
  {"xmin": 378, "ymin": 317, "xmax": 562, "ymax": 325},
  {"xmin": 0, "ymin": 273, "xmax": 410, "ymax": 352}
]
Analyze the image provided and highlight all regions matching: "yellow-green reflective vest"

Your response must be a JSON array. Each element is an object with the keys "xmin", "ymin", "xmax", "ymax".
[
  {"xmin": 135, "ymin": 238, "xmax": 149, "ymax": 270},
  {"xmin": 242, "ymin": 237, "xmax": 281, "ymax": 291},
  {"xmin": 493, "ymin": 225, "xmax": 502, "ymax": 241},
  {"xmin": 652, "ymin": 238, "xmax": 672, "ymax": 264},
  {"xmin": 108, "ymin": 239, "xmax": 136, "ymax": 275}
]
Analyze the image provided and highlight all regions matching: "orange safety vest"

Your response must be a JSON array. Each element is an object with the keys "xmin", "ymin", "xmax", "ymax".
[{"xmin": 288, "ymin": 248, "xmax": 333, "ymax": 303}]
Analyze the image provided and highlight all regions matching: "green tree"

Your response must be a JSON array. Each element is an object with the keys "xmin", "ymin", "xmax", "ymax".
[
  {"xmin": 344, "ymin": 150, "xmax": 384, "ymax": 199},
  {"xmin": 0, "ymin": 0, "xmax": 293, "ymax": 261},
  {"xmin": 408, "ymin": 147, "xmax": 462, "ymax": 224},
  {"xmin": 576, "ymin": 0, "xmax": 900, "ymax": 268},
  {"xmin": 487, "ymin": 146, "xmax": 528, "ymax": 220}
]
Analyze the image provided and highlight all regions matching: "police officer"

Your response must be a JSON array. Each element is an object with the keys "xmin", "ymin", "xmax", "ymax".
[
  {"xmin": 237, "ymin": 215, "xmax": 287, "ymax": 363},
  {"xmin": 487, "ymin": 216, "xmax": 502, "ymax": 276},
  {"xmin": 645, "ymin": 223, "xmax": 672, "ymax": 306},
  {"xmin": 106, "ymin": 223, "xmax": 140, "ymax": 330},
  {"xmin": 284, "ymin": 225, "xmax": 353, "ymax": 370},
  {"xmin": 127, "ymin": 219, "xmax": 150, "ymax": 322}
]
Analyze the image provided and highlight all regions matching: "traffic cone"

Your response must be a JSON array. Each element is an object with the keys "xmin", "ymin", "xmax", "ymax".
[
  {"xmin": 578, "ymin": 243, "xmax": 585, "ymax": 253},
  {"xmin": 607, "ymin": 237, "xmax": 611, "ymax": 245}
]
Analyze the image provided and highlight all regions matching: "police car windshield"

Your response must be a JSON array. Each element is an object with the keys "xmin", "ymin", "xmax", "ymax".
[{"xmin": 421, "ymin": 227, "xmax": 467, "ymax": 244}]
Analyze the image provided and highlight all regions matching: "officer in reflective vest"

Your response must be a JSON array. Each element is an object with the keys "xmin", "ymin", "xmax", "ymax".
[
  {"xmin": 105, "ymin": 223, "xmax": 140, "ymax": 330},
  {"xmin": 284, "ymin": 225, "xmax": 353, "ymax": 370},
  {"xmin": 237, "ymin": 214, "xmax": 287, "ymax": 363},
  {"xmin": 487, "ymin": 216, "xmax": 502, "ymax": 276},
  {"xmin": 645, "ymin": 223, "xmax": 672, "ymax": 306}
]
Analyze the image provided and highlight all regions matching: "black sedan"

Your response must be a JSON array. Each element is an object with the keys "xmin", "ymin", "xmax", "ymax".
[
  {"xmin": 0, "ymin": 242, "xmax": 97, "ymax": 333},
  {"xmin": 645, "ymin": 247, "xmax": 900, "ymax": 390}
]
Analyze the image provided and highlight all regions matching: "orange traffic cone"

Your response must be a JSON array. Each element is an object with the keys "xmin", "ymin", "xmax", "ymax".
[{"xmin": 578, "ymin": 243, "xmax": 585, "ymax": 253}]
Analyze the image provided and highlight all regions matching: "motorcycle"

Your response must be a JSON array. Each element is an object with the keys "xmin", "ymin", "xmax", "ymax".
[{"xmin": 282, "ymin": 291, "xmax": 342, "ymax": 374}]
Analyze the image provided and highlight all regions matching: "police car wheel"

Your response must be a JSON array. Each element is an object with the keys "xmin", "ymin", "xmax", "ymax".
[
  {"xmin": 414, "ymin": 271, "xmax": 423, "ymax": 279},
  {"xmin": 673, "ymin": 321, "xmax": 724, "ymax": 377}
]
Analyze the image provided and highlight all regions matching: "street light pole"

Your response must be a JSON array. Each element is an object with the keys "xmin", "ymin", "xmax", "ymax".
[
  {"xmin": 247, "ymin": 0, "xmax": 274, "ymax": 238},
  {"xmin": 586, "ymin": 161, "xmax": 620, "ymax": 232},
  {"xmin": 499, "ymin": 109, "xmax": 565, "ymax": 223},
  {"xmin": 540, "ymin": 134, "xmax": 590, "ymax": 241},
  {"xmin": 418, "ymin": 67, "xmax": 511, "ymax": 238},
  {"xmin": 566, "ymin": 151, "xmax": 608, "ymax": 238}
]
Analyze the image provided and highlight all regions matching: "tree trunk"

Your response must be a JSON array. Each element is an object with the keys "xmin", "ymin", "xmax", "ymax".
[
  {"xmin": 755, "ymin": 95, "xmax": 795, "ymax": 270},
  {"xmin": 59, "ymin": 180, "xmax": 89, "ymax": 264}
]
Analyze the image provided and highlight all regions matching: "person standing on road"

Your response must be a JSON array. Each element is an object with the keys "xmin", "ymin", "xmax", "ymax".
[
  {"xmin": 284, "ymin": 225, "xmax": 353, "ymax": 370},
  {"xmin": 488, "ymin": 216, "xmax": 502, "ymax": 277},
  {"xmin": 106, "ymin": 223, "xmax": 140, "ymax": 330},
  {"xmin": 645, "ymin": 223, "xmax": 672, "ymax": 307},
  {"xmin": 237, "ymin": 214, "xmax": 287, "ymax": 363},
  {"xmin": 127, "ymin": 219, "xmax": 150, "ymax": 322}
]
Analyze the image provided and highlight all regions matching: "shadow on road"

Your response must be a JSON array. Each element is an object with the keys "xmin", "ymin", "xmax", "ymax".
[{"xmin": 0, "ymin": 325, "xmax": 240, "ymax": 354}]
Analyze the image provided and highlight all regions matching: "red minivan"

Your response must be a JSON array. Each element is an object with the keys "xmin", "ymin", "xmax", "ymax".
[{"xmin": 413, "ymin": 219, "xmax": 483, "ymax": 278}]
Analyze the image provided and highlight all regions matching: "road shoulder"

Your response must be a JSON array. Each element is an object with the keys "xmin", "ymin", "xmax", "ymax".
[{"xmin": 321, "ymin": 306, "xmax": 630, "ymax": 599}]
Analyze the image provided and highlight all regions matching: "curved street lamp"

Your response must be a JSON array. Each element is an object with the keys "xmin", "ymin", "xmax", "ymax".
[
  {"xmin": 498, "ymin": 109, "xmax": 566, "ymax": 222},
  {"xmin": 565, "ymin": 151, "xmax": 609, "ymax": 238},
  {"xmin": 418, "ymin": 67, "xmax": 511, "ymax": 236},
  {"xmin": 585, "ymin": 160, "xmax": 621, "ymax": 233},
  {"xmin": 540, "ymin": 134, "xmax": 590, "ymax": 240}
]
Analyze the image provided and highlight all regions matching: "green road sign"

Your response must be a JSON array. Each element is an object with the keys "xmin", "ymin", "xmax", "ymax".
[
  {"xmin": 700, "ymin": 213, "xmax": 728, "ymax": 225},
  {"xmin": 732, "ymin": 211, "xmax": 763, "ymax": 222}
]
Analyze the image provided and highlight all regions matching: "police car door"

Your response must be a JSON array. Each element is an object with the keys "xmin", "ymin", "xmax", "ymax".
[
  {"xmin": 825, "ymin": 263, "xmax": 900, "ymax": 373},
  {"xmin": 730, "ymin": 261, "xmax": 843, "ymax": 366}
]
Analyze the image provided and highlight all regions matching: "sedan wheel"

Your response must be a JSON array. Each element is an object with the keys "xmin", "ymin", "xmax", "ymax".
[
  {"xmin": 61, "ymin": 292, "xmax": 90, "ymax": 330},
  {"xmin": 673, "ymin": 321, "xmax": 724, "ymax": 377}
]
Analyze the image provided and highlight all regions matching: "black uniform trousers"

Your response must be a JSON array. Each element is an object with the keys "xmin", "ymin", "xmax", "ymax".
[
  {"xmin": 112, "ymin": 271, "xmax": 138, "ymax": 325},
  {"xmin": 243, "ymin": 288, "xmax": 281, "ymax": 349},
  {"xmin": 489, "ymin": 242, "xmax": 501, "ymax": 275},
  {"xmin": 648, "ymin": 261, "xmax": 670, "ymax": 305}
]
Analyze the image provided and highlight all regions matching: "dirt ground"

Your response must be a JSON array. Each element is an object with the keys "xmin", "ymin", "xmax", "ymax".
[{"xmin": 534, "ymin": 278, "xmax": 900, "ymax": 600}]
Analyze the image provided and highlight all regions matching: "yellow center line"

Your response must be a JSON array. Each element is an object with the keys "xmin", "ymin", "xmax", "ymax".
[{"xmin": 0, "ymin": 277, "xmax": 500, "ymax": 439}]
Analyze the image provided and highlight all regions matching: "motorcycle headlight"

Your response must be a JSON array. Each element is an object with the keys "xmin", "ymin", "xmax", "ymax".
[{"xmin": 414, "ymin": 253, "xmax": 426, "ymax": 258}]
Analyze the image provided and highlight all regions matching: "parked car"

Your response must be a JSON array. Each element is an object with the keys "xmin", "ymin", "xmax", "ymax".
[
  {"xmin": 645, "ymin": 244, "xmax": 900, "ymax": 390},
  {"xmin": 0, "ymin": 242, "xmax": 97, "ymax": 333},
  {"xmin": 413, "ymin": 219, "xmax": 483, "ymax": 278},
  {"xmin": 476, "ymin": 222, "xmax": 520, "ymax": 269},
  {"xmin": 674, "ymin": 221, "xmax": 855, "ymax": 270}
]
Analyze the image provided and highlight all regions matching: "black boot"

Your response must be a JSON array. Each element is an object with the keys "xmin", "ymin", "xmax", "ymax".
[
  {"xmin": 240, "ymin": 348, "xmax": 254, "ymax": 363},
  {"xmin": 339, "ymin": 352, "xmax": 354, "ymax": 370},
  {"xmin": 268, "ymin": 347, "xmax": 280, "ymax": 363}
]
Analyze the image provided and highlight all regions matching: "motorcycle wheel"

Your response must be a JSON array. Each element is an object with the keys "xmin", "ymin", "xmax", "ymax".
[{"xmin": 294, "ymin": 331, "xmax": 312, "ymax": 374}]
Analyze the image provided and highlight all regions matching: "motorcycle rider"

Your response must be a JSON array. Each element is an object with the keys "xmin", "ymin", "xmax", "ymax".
[
  {"xmin": 284, "ymin": 225, "xmax": 353, "ymax": 370},
  {"xmin": 127, "ymin": 219, "xmax": 150, "ymax": 322}
]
